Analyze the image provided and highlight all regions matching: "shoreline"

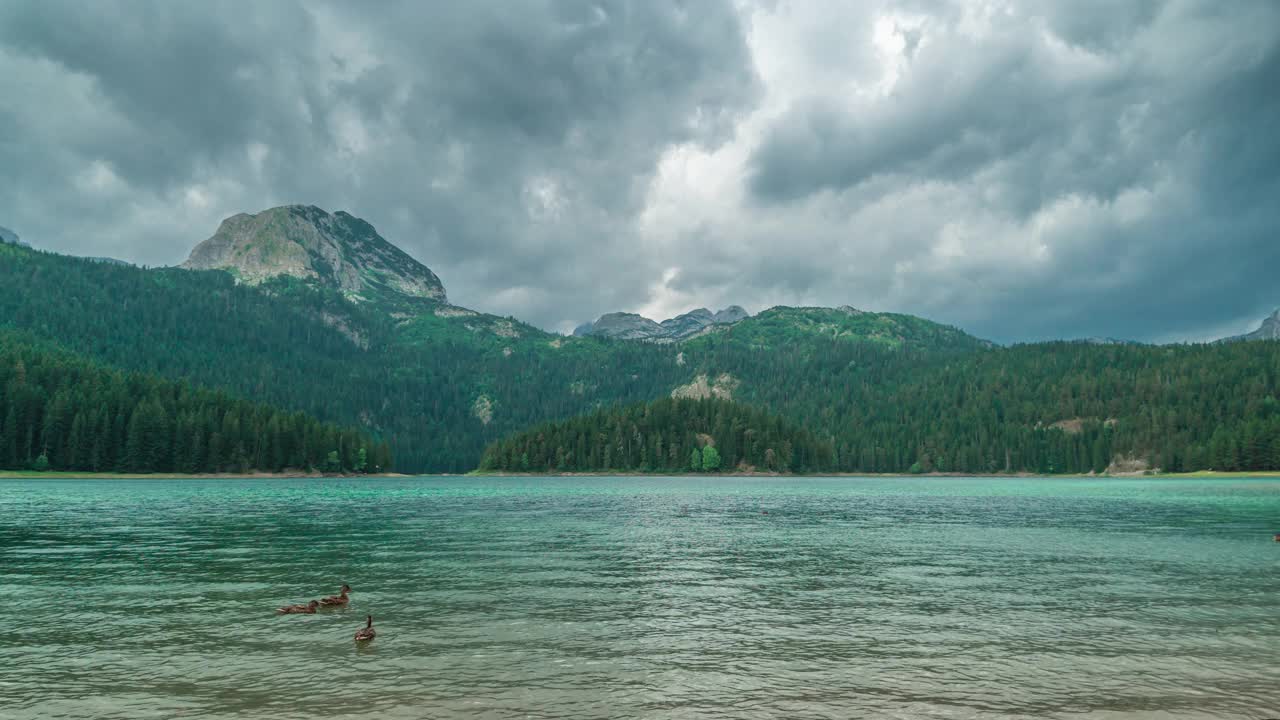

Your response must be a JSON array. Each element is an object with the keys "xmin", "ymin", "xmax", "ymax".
[
  {"xmin": 0, "ymin": 470, "xmax": 415, "ymax": 480},
  {"xmin": 465, "ymin": 468, "xmax": 1280, "ymax": 479},
  {"xmin": 6, "ymin": 470, "xmax": 1276, "ymax": 480}
]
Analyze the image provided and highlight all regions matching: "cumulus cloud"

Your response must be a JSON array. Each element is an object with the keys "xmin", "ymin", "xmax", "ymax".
[
  {"xmin": 0, "ymin": 0, "xmax": 1276, "ymax": 341},
  {"xmin": 0, "ymin": 0, "xmax": 757, "ymax": 329},
  {"xmin": 656, "ymin": 0, "xmax": 1280, "ymax": 341}
]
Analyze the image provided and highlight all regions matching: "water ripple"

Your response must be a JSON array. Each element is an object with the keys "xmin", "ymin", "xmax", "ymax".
[{"xmin": 1, "ymin": 476, "xmax": 1278, "ymax": 719}]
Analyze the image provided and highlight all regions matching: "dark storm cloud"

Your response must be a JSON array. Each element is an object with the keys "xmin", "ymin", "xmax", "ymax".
[
  {"xmin": 1, "ymin": 0, "xmax": 1277, "ymax": 341},
  {"xmin": 0, "ymin": 2, "xmax": 316, "ymax": 186},
  {"xmin": 0, "ymin": 0, "xmax": 757, "ymax": 325},
  {"xmin": 734, "ymin": 0, "xmax": 1280, "ymax": 342},
  {"xmin": 749, "ymin": 8, "xmax": 1161, "ymax": 207}
]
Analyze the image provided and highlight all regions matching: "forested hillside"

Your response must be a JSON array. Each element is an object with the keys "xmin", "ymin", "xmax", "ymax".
[
  {"xmin": 0, "ymin": 243, "xmax": 685, "ymax": 471},
  {"xmin": 480, "ymin": 398, "xmax": 835, "ymax": 473},
  {"xmin": 705, "ymin": 338, "xmax": 1280, "ymax": 474},
  {"xmin": 0, "ymin": 331, "xmax": 387, "ymax": 473},
  {"xmin": 3, "ymin": 240, "xmax": 1280, "ymax": 475}
]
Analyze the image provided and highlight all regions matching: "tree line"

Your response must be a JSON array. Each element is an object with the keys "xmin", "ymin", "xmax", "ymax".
[
  {"xmin": 5, "ymin": 242, "xmax": 1280, "ymax": 475},
  {"xmin": 0, "ymin": 332, "xmax": 390, "ymax": 473},
  {"xmin": 479, "ymin": 397, "xmax": 836, "ymax": 473},
  {"xmin": 687, "ymin": 334, "xmax": 1280, "ymax": 474}
]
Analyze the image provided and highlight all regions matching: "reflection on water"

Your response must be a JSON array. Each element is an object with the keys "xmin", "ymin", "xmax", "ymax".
[{"xmin": 2, "ymin": 476, "xmax": 1279, "ymax": 719}]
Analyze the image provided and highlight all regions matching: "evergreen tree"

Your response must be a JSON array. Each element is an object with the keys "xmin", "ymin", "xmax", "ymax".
[{"xmin": 0, "ymin": 334, "xmax": 385, "ymax": 474}]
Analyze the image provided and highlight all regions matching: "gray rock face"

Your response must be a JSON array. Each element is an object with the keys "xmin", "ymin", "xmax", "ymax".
[
  {"xmin": 579, "ymin": 306, "xmax": 751, "ymax": 342},
  {"xmin": 712, "ymin": 305, "xmax": 749, "ymax": 324},
  {"xmin": 1237, "ymin": 309, "xmax": 1280, "ymax": 341},
  {"xmin": 181, "ymin": 205, "xmax": 446, "ymax": 303},
  {"xmin": 0, "ymin": 225, "xmax": 28, "ymax": 247},
  {"xmin": 660, "ymin": 308, "xmax": 715, "ymax": 339},
  {"xmin": 589, "ymin": 312, "xmax": 668, "ymax": 341}
]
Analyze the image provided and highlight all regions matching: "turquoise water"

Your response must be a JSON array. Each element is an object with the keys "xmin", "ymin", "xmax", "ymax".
[{"xmin": 2, "ymin": 476, "xmax": 1278, "ymax": 719}]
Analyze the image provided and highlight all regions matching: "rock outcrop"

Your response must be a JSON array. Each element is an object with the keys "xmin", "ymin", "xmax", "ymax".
[
  {"xmin": 181, "ymin": 205, "xmax": 446, "ymax": 304},
  {"xmin": 671, "ymin": 373, "xmax": 740, "ymax": 400},
  {"xmin": 1106, "ymin": 454, "xmax": 1152, "ymax": 475}
]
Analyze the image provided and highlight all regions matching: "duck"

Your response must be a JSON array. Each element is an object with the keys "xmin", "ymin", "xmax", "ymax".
[
  {"xmin": 319, "ymin": 584, "xmax": 351, "ymax": 607},
  {"xmin": 277, "ymin": 600, "xmax": 320, "ymax": 615},
  {"xmin": 354, "ymin": 615, "xmax": 376, "ymax": 642}
]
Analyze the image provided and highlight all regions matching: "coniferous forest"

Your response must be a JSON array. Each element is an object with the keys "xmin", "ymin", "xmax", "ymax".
[
  {"xmin": 0, "ymin": 332, "xmax": 389, "ymax": 473},
  {"xmin": 479, "ymin": 398, "xmax": 835, "ymax": 473},
  {"xmin": 3, "ymin": 241, "xmax": 1280, "ymax": 475}
]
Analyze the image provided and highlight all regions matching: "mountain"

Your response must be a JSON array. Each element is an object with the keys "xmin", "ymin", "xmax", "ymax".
[
  {"xmin": 1227, "ymin": 309, "xmax": 1280, "ymax": 342},
  {"xmin": 577, "ymin": 312, "xmax": 665, "ymax": 340},
  {"xmin": 577, "ymin": 305, "xmax": 751, "ymax": 342},
  {"xmin": 6, "ymin": 207, "xmax": 1280, "ymax": 476},
  {"xmin": 661, "ymin": 305, "xmax": 750, "ymax": 339},
  {"xmin": 181, "ymin": 205, "xmax": 446, "ymax": 308},
  {"xmin": 687, "ymin": 305, "xmax": 990, "ymax": 352},
  {"xmin": 1074, "ymin": 337, "xmax": 1141, "ymax": 346},
  {"xmin": 572, "ymin": 303, "xmax": 984, "ymax": 351},
  {"xmin": 0, "ymin": 225, "xmax": 28, "ymax": 247},
  {"xmin": 712, "ymin": 306, "xmax": 750, "ymax": 324}
]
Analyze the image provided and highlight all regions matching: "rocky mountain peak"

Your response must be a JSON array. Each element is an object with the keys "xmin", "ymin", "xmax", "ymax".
[
  {"xmin": 1243, "ymin": 309, "xmax": 1280, "ymax": 341},
  {"xmin": 587, "ymin": 312, "xmax": 666, "ymax": 341},
  {"xmin": 181, "ymin": 205, "xmax": 446, "ymax": 304},
  {"xmin": 577, "ymin": 305, "xmax": 753, "ymax": 342},
  {"xmin": 713, "ymin": 305, "xmax": 749, "ymax": 324}
]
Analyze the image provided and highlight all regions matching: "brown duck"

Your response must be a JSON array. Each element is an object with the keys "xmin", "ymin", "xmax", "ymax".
[
  {"xmin": 277, "ymin": 600, "xmax": 320, "ymax": 615},
  {"xmin": 319, "ymin": 584, "xmax": 351, "ymax": 607},
  {"xmin": 354, "ymin": 615, "xmax": 376, "ymax": 642}
]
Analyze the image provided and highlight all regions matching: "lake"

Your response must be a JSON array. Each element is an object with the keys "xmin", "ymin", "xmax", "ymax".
[{"xmin": 2, "ymin": 476, "xmax": 1278, "ymax": 719}]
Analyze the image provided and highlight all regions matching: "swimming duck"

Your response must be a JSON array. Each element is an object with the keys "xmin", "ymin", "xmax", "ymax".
[
  {"xmin": 319, "ymin": 584, "xmax": 351, "ymax": 607},
  {"xmin": 277, "ymin": 600, "xmax": 320, "ymax": 614},
  {"xmin": 354, "ymin": 615, "xmax": 376, "ymax": 642}
]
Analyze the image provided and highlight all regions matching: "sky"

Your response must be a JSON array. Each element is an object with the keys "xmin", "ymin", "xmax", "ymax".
[{"xmin": 1, "ymin": 0, "xmax": 1277, "ymax": 343}]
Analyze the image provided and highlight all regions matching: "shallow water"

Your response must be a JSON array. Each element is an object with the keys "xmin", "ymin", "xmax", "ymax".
[{"xmin": 1, "ymin": 476, "xmax": 1278, "ymax": 719}]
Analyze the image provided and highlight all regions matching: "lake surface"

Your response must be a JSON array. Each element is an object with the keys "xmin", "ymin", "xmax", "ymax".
[{"xmin": 1, "ymin": 476, "xmax": 1278, "ymax": 719}]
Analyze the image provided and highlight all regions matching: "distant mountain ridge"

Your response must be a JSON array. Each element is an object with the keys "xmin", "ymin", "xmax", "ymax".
[
  {"xmin": 0, "ymin": 224, "xmax": 28, "ymax": 247},
  {"xmin": 177, "ymin": 206, "xmax": 976, "ymax": 352},
  {"xmin": 181, "ymin": 205, "xmax": 446, "ymax": 306},
  {"xmin": 575, "ymin": 305, "xmax": 750, "ymax": 342},
  {"xmin": 85, "ymin": 256, "xmax": 133, "ymax": 266}
]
